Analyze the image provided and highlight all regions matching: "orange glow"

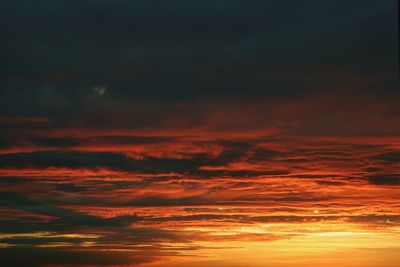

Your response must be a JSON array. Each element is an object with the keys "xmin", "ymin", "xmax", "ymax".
[{"xmin": 1, "ymin": 131, "xmax": 399, "ymax": 266}]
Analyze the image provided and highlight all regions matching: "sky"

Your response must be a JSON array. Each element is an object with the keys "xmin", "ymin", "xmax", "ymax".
[{"xmin": 0, "ymin": 1, "xmax": 399, "ymax": 266}]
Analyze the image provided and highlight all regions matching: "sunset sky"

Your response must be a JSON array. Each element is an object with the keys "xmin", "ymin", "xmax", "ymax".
[{"xmin": 0, "ymin": 1, "xmax": 399, "ymax": 266}]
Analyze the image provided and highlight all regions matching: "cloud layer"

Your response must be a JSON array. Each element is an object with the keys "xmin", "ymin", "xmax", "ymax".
[{"xmin": 0, "ymin": 1, "xmax": 399, "ymax": 266}]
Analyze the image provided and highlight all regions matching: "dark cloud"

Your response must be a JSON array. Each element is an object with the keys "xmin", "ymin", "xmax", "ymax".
[
  {"xmin": 0, "ymin": 145, "xmax": 288, "ymax": 177},
  {"xmin": 29, "ymin": 136, "xmax": 81, "ymax": 147},
  {"xmin": 0, "ymin": 1, "xmax": 397, "ymax": 118},
  {"xmin": 3, "ymin": 1, "xmax": 394, "ymax": 71},
  {"xmin": 234, "ymin": 193, "xmax": 337, "ymax": 203},
  {"xmin": 248, "ymin": 148, "xmax": 281, "ymax": 162},
  {"xmin": 364, "ymin": 167, "xmax": 384, "ymax": 173},
  {"xmin": 0, "ymin": 176, "xmax": 30, "ymax": 184},
  {"xmin": 347, "ymin": 214, "xmax": 400, "ymax": 224},
  {"xmin": 0, "ymin": 247, "xmax": 158, "ymax": 267},
  {"xmin": 0, "ymin": 150, "xmax": 201, "ymax": 173},
  {"xmin": 0, "ymin": 193, "xmax": 187, "ymax": 245},
  {"xmin": 367, "ymin": 175, "xmax": 400, "ymax": 186},
  {"xmin": 371, "ymin": 152, "xmax": 400, "ymax": 163},
  {"xmin": 0, "ymin": 133, "xmax": 178, "ymax": 150}
]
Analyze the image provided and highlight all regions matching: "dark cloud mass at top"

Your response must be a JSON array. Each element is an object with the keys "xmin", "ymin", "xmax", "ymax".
[{"xmin": 0, "ymin": 0, "xmax": 398, "ymax": 100}]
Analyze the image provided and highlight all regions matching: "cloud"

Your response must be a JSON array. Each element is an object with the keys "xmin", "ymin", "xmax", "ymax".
[
  {"xmin": 367, "ymin": 175, "xmax": 400, "ymax": 186},
  {"xmin": 371, "ymin": 152, "xmax": 400, "ymax": 163},
  {"xmin": 0, "ymin": 143, "xmax": 287, "ymax": 177},
  {"xmin": 0, "ymin": 247, "xmax": 158, "ymax": 267},
  {"xmin": 0, "ymin": 150, "xmax": 202, "ymax": 174}
]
